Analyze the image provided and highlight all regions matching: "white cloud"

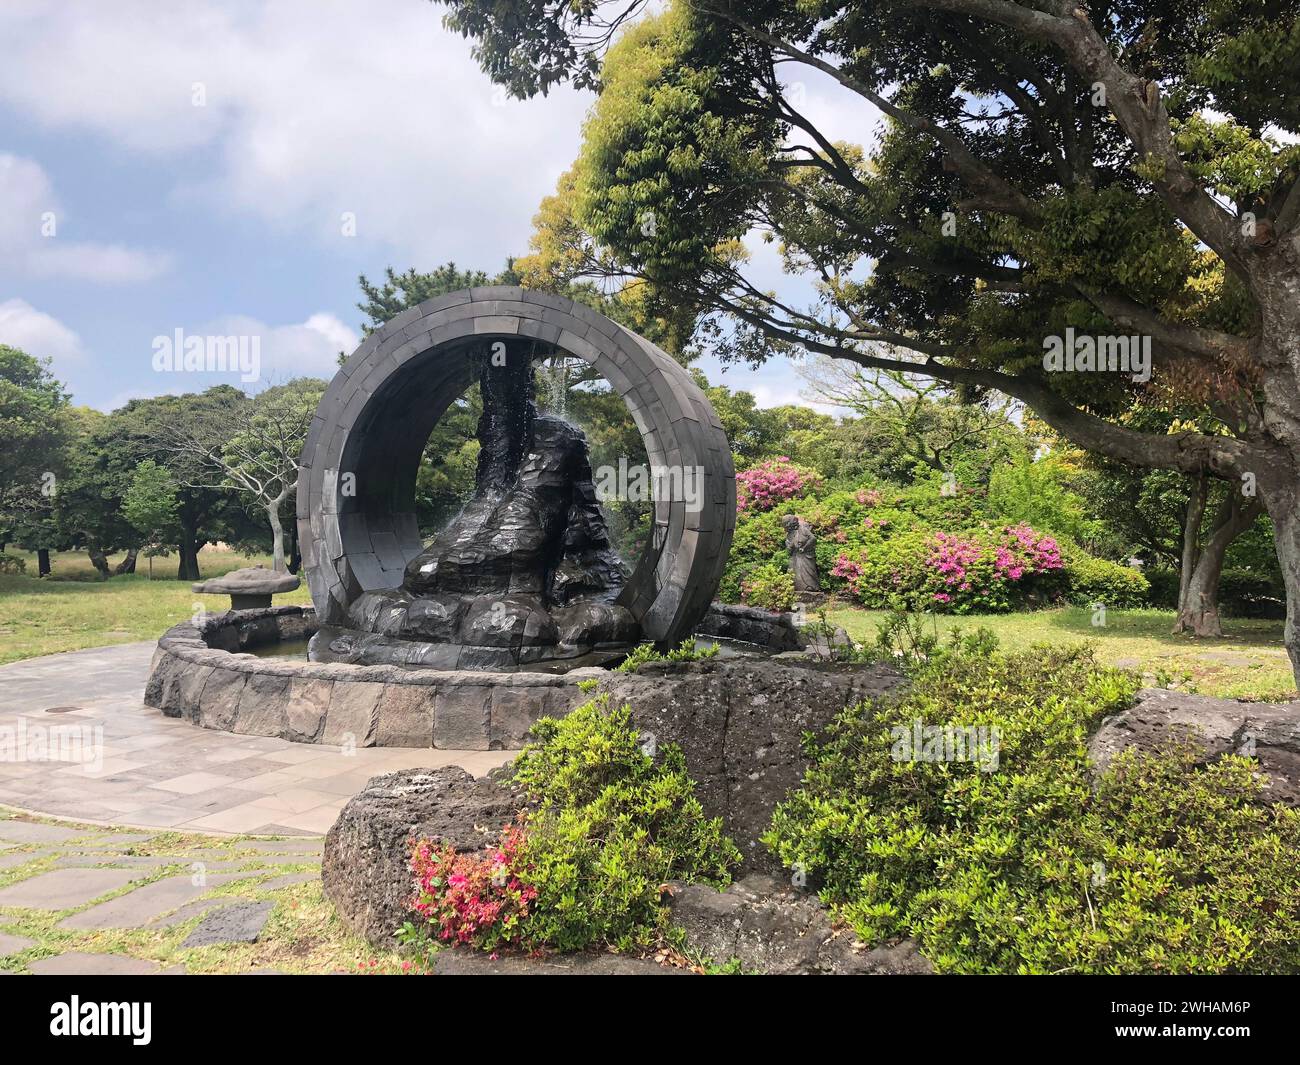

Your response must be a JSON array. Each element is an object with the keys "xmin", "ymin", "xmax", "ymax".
[
  {"xmin": 198, "ymin": 311, "xmax": 358, "ymax": 382},
  {"xmin": 0, "ymin": 153, "xmax": 172, "ymax": 282},
  {"xmin": 0, "ymin": 298, "xmax": 86, "ymax": 364},
  {"xmin": 0, "ymin": 1, "xmax": 592, "ymax": 264}
]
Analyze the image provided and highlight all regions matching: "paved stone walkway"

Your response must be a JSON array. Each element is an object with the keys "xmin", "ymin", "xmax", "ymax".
[
  {"xmin": 0, "ymin": 815, "xmax": 332, "ymax": 974},
  {"xmin": 0, "ymin": 643, "xmax": 511, "ymax": 835}
]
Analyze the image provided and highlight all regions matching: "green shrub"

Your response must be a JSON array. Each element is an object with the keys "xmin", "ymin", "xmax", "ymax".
[
  {"xmin": 719, "ymin": 477, "xmax": 1137, "ymax": 617},
  {"xmin": 1144, "ymin": 566, "xmax": 1180, "ymax": 607},
  {"xmin": 765, "ymin": 644, "xmax": 1300, "ymax": 973},
  {"xmin": 721, "ymin": 485, "xmax": 906, "ymax": 601},
  {"xmin": 740, "ymin": 561, "xmax": 796, "ymax": 611},
  {"xmin": 1060, "ymin": 545, "xmax": 1150, "ymax": 607},
  {"xmin": 506, "ymin": 696, "xmax": 741, "ymax": 952},
  {"xmin": 987, "ymin": 453, "xmax": 1101, "ymax": 544},
  {"xmin": 863, "ymin": 608, "xmax": 1000, "ymax": 672},
  {"xmin": 615, "ymin": 638, "xmax": 720, "ymax": 673},
  {"xmin": 832, "ymin": 523, "xmax": 1066, "ymax": 613},
  {"xmin": 0, "ymin": 553, "xmax": 26, "ymax": 575}
]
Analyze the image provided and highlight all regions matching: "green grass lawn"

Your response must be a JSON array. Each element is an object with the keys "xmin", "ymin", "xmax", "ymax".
[
  {"xmin": 826, "ymin": 604, "xmax": 1295, "ymax": 701},
  {"xmin": 0, "ymin": 547, "xmax": 311, "ymax": 665}
]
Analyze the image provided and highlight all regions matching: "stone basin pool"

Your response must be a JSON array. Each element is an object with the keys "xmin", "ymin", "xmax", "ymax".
[{"xmin": 144, "ymin": 604, "xmax": 782, "ymax": 750}]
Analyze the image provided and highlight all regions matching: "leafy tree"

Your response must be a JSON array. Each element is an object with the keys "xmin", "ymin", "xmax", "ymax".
[
  {"xmin": 105, "ymin": 388, "xmax": 253, "ymax": 580},
  {"xmin": 797, "ymin": 353, "xmax": 1026, "ymax": 481},
  {"xmin": 692, "ymin": 370, "xmax": 788, "ymax": 464},
  {"xmin": 516, "ymin": 167, "xmax": 705, "ymax": 356},
  {"xmin": 0, "ymin": 346, "xmax": 74, "ymax": 574},
  {"xmin": 1072, "ymin": 404, "xmax": 1274, "ymax": 632},
  {"xmin": 122, "ymin": 459, "xmax": 181, "ymax": 578},
  {"xmin": 987, "ymin": 453, "xmax": 1101, "ymax": 547},
  {"xmin": 151, "ymin": 380, "xmax": 325, "ymax": 572},
  {"xmin": 436, "ymin": 0, "xmax": 1300, "ymax": 683},
  {"xmin": 355, "ymin": 263, "xmax": 494, "ymax": 337},
  {"xmin": 54, "ymin": 408, "xmax": 144, "ymax": 579}
]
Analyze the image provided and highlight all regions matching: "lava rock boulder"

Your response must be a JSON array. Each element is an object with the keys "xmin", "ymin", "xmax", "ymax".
[{"xmin": 322, "ymin": 767, "xmax": 523, "ymax": 945}]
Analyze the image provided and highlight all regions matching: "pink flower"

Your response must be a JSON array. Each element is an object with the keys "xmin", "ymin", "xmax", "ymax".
[{"xmin": 736, "ymin": 458, "xmax": 822, "ymax": 513}]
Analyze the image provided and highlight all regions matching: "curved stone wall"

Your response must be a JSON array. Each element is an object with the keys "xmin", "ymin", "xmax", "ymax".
[
  {"xmin": 295, "ymin": 287, "xmax": 736, "ymax": 647},
  {"xmin": 143, "ymin": 607, "xmax": 903, "ymax": 850},
  {"xmin": 143, "ymin": 607, "xmax": 598, "ymax": 750}
]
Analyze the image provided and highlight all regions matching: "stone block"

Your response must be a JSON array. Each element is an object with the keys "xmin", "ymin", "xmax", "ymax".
[
  {"xmin": 233, "ymin": 672, "xmax": 291, "ymax": 737},
  {"xmin": 198, "ymin": 668, "xmax": 247, "ymax": 731},
  {"xmin": 375, "ymin": 683, "xmax": 436, "ymax": 747},
  {"xmin": 322, "ymin": 681, "xmax": 380, "ymax": 747},
  {"xmin": 434, "ymin": 685, "xmax": 492, "ymax": 750},
  {"xmin": 285, "ymin": 678, "xmax": 333, "ymax": 742}
]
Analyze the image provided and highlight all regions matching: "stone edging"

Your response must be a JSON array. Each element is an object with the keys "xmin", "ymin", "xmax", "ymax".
[{"xmin": 143, "ymin": 606, "xmax": 602, "ymax": 750}]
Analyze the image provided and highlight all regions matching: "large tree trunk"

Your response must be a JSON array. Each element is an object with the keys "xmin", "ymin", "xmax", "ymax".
[
  {"xmin": 114, "ymin": 547, "xmax": 138, "ymax": 575},
  {"xmin": 87, "ymin": 547, "xmax": 110, "ymax": 580},
  {"xmin": 176, "ymin": 536, "xmax": 201, "ymax": 581},
  {"xmin": 1268, "ymin": 475, "xmax": 1300, "ymax": 687},
  {"xmin": 36, "ymin": 548, "xmax": 51, "ymax": 577},
  {"xmin": 1174, "ymin": 490, "xmax": 1264, "ymax": 637},
  {"xmin": 266, "ymin": 500, "xmax": 286, "ymax": 573},
  {"xmin": 1176, "ymin": 472, "xmax": 1207, "ymax": 613}
]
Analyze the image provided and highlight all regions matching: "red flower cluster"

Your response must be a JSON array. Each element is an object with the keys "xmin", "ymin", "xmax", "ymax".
[{"xmin": 410, "ymin": 825, "xmax": 538, "ymax": 950}]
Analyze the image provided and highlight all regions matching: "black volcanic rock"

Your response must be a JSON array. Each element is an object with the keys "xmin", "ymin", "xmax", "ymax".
[
  {"xmin": 404, "ymin": 414, "xmax": 627, "ymax": 602},
  {"xmin": 355, "ymin": 348, "xmax": 639, "ymax": 663}
]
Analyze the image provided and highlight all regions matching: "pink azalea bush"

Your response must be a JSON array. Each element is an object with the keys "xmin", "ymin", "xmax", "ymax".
[
  {"xmin": 833, "ymin": 523, "xmax": 1064, "ymax": 613},
  {"xmin": 720, "ymin": 479, "xmax": 1145, "ymax": 611},
  {"xmin": 736, "ymin": 457, "xmax": 822, "ymax": 513},
  {"xmin": 410, "ymin": 825, "xmax": 538, "ymax": 951}
]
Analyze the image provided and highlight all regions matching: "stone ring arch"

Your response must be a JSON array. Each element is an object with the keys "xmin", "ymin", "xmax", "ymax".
[{"xmin": 297, "ymin": 286, "xmax": 736, "ymax": 648}]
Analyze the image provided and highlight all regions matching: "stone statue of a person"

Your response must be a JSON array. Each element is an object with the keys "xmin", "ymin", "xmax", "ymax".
[{"xmin": 781, "ymin": 514, "xmax": 820, "ymax": 593}]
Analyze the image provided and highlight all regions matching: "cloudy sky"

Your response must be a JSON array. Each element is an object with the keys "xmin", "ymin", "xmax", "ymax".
[{"xmin": 0, "ymin": 0, "xmax": 873, "ymax": 411}]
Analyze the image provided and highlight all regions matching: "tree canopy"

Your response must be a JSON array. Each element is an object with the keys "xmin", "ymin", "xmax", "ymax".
[{"xmin": 434, "ymin": 0, "xmax": 1300, "ymax": 681}]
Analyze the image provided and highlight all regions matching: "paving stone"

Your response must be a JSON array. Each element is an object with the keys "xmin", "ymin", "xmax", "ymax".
[
  {"xmin": 0, "ymin": 932, "xmax": 36, "ymax": 955},
  {"xmin": 0, "ymin": 867, "xmax": 140, "ymax": 909},
  {"xmin": 29, "ymin": 951, "xmax": 161, "ymax": 975},
  {"xmin": 0, "ymin": 820, "xmax": 81, "ymax": 844},
  {"xmin": 58, "ymin": 873, "xmax": 244, "ymax": 930},
  {"xmin": 0, "ymin": 848, "xmax": 52, "ymax": 870},
  {"xmin": 181, "ymin": 900, "xmax": 274, "ymax": 948},
  {"xmin": 149, "ymin": 894, "xmax": 254, "ymax": 928}
]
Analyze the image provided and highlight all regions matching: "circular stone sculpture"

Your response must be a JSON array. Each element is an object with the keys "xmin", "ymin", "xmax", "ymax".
[
  {"xmin": 297, "ymin": 287, "xmax": 736, "ymax": 648},
  {"xmin": 192, "ymin": 565, "xmax": 300, "ymax": 610}
]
